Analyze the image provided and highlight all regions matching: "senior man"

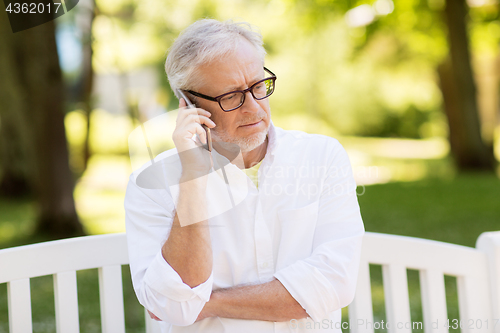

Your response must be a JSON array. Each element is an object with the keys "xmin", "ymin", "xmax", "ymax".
[{"xmin": 125, "ymin": 19, "xmax": 364, "ymax": 332}]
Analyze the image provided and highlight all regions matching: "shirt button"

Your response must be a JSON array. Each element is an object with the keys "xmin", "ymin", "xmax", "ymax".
[{"xmin": 261, "ymin": 262, "xmax": 269, "ymax": 269}]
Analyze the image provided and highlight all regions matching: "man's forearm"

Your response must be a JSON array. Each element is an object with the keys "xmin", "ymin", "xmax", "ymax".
[
  {"xmin": 162, "ymin": 173, "xmax": 212, "ymax": 288},
  {"xmin": 199, "ymin": 278, "xmax": 308, "ymax": 322}
]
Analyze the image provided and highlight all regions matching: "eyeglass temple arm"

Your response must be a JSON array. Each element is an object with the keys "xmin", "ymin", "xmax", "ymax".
[
  {"xmin": 264, "ymin": 67, "xmax": 276, "ymax": 78},
  {"xmin": 186, "ymin": 90, "xmax": 218, "ymax": 102}
]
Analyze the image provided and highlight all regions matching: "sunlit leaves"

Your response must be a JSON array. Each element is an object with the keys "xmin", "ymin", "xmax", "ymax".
[{"xmin": 88, "ymin": 0, "xmax": 497, "ymax": 138}]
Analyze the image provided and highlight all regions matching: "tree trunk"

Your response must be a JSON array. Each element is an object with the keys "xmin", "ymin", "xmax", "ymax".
[
  {"xmin": 0, "ymin": 15, "xmax": 33, "ymax": 197},
  {"xmin": 0, "ymin": 113, "xmax": 32, "ymax": 197},
  {"xmin": 0, "ymin": 15, "xmax": 85, "ymax": 238},
  {"xmin": 440, "ymin": 0, "xmax": 495, "ymax": 171}
]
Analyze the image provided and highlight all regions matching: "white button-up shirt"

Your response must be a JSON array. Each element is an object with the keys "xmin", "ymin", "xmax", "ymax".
[{"xmin": 125, "ymin": 123, "xmax": 364, "ymax": 332}]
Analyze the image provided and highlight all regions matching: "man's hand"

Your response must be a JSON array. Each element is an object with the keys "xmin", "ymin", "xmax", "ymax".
[
  {"xmin": 195, "ymin": 307, "xmax": 213, "ymax": 322},
  {"xmin": 195, "ymin": 278, "xmax": 308, "ymax": 323},
  {"xmin": 148, "ymin": 310, "xmax": 161, "ymax": 321},
  {"xmin": 172, "ymin": 98, "xmax": 216, "ymax": 177}
]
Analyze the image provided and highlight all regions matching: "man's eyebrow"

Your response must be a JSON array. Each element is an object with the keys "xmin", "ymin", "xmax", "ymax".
[{"xmin": 225, "ymin": 73, "xmax": 265, "ymax": 92}]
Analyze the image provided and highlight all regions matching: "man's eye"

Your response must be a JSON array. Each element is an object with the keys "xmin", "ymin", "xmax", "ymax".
[
  {"xmin": 222, "ymin": 93, "xmax": 236, "ymax": 101},
  {"xmin": 254, "ymin": 83, "xmax": 267, "ymax": 92}
]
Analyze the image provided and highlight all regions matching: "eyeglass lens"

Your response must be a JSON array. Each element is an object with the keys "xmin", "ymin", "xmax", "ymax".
[{"xmin": 219, "ymin": 78, "xmax": 275, "ymax": 111}]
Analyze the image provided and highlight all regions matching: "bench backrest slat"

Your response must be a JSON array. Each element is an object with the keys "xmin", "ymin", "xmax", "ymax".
[
  {"xmin": 348, "ymin": 259, "xmax": 374, "ymax": 333},
  {"xmin": 7, "ymin": 278, "xmax": 33, "ymax": 333},
  {"xmin": 457, "ymin": 274, "xmax": 493, "ymax": 333},
  {"xmin": 419, "ymin": 269, "xmax": 448, "ymax": 333},
  {"xmin": 99, "ymin": 265, "xmax": 126, "ymax": 333},
  {"xmin": 382, "ymin": 263, "xmax": 412, "ymax": 333},
  {"xmin": 54, "ymin": 271, "xmax": 80, "ymax": 333},
  {"xmin": 476, "ymin": 232, "xmax": 500, "ymax": 333}
]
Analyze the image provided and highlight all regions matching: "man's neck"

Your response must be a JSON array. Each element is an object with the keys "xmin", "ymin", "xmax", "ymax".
[
  {"xmin": 212, "ymin": 136, "xmax": 268, "ymax": 170},
  {"xmin": 241, "ymin": 136, "xmax": 268, "ymax": 169}
]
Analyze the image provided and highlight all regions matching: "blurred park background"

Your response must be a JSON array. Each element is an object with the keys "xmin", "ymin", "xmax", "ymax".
[{"xmin": 0, "ymin": 0, "xmax": 499, "ymax": 331}]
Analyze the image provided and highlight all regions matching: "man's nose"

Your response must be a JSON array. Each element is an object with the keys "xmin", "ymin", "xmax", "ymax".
[{"xmin": 240, "ymin": 91, "xmax": 261, "ymax": 113}]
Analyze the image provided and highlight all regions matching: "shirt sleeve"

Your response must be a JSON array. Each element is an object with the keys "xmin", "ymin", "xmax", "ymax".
[
  {"xmin": 274, "ymin": 140, "xmax": 364, "ymax": 321},
  {"xmin": 124, "ymin": 175, "xmax": 213, "ymax": 326}
]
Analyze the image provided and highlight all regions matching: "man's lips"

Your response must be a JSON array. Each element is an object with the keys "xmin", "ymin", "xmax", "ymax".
[{"xmin": 239, "ymin": 120, "xmax": 262, "ymax": 127}]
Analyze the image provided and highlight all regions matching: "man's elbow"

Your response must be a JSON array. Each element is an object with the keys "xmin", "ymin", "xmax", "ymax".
[
  {"xmin": 157, "ymin": 310, "xmax": 198, "ymax": 327},
  {"xmin": 336, "ymin": 278, "xmax": 357, "ymax": 309},
  {"xmin": 139, "ymin": 288, "xmax": 206, "ymax": 327}
]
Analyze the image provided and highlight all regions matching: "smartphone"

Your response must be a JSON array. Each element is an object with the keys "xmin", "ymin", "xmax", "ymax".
[{"xmin": 177, "ymin": 89, "xmax": 212, "ymax": 152}]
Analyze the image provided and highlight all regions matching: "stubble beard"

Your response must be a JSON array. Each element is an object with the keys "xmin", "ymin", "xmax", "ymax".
[{"xmin": 211, "ymin": 122, "xmax": 270, "ymax": 153}]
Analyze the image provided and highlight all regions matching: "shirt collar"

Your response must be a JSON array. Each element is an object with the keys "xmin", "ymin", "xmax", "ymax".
[{"xmin": 265, "ymin": 120, "xmax": 280, "ymax": 156}]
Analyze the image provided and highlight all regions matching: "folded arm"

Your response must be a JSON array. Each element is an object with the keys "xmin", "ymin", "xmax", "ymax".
[
  {"xmin": 197, "ymin": 278, "xmax": 308, "ymax": 322},
  {"xmin": 197, "ymin": 141, "xmax": 364, "ymax": 323}
]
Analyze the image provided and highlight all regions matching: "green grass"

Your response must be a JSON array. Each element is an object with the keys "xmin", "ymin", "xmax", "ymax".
[
  {"xmin": 0, "ymin": 197, "xmax": 37, "ymax": 248},
  {"xmin": 1, "ymin": 173, "xmax": 499, "ymax": 331},
  {"xmin": 358, "ymin": 172, "xmax": 500, "ymax": 247}
]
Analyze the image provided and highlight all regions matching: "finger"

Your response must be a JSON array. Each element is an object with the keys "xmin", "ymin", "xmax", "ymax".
[
  {"xmin": 179, "ymin": 98, "xmax": 187, "ymax": 109},
  {"xmin": 176, "ymin": 107, "xmax": 211, "ymax": 124},
  {"xmin": 189, "ymin": 108, "xmax": 211, "ymax": 118},
  {"xmin": 178, "ymin": 114, "xmax": 215, "ymax": 130},
  {"xmin": 175, "ymin": 121, "xmax": 207, "ymax": 141},
  {"xmin": 192, "ymin": 122, "xmax": 208, "ymax": 145},
  {"xmin": 195, "ymin": 114, "xmax": 216, "ymax": 128},
  {"xmin": 187, "ymin": 122, "xmax": 209, "ymax": 146},
  {"xmin": 202, "ymin": 115, "xmax": 216, "ymax": 128}
]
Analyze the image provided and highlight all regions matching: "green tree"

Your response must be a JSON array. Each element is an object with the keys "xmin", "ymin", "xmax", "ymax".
[
  {"xmin": 0, "ymin": 13, "xmax": 85, "ymax": 238},
  {"xmin": 439, "ymin": 0, "xmax": 495, "ymax": 170},
  {"xmin": 289, "ymin": 0, "xmax": 498, "ymax": 171}
]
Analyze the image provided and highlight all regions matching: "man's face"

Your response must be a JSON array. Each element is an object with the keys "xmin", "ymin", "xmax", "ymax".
[{"xmin": 191, "ymin": 38, "xmax": 271, "ymax": 153}]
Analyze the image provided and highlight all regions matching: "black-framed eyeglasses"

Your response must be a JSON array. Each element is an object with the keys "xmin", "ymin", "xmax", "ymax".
[{"xmin": 187, "ymin": 67, "xmax": 277, "ymax": 112}]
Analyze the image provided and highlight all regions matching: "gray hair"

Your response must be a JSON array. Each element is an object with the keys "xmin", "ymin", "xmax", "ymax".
[{"xmin": 165, "ymin": 19, "xmax": 266, "ymax": 98}]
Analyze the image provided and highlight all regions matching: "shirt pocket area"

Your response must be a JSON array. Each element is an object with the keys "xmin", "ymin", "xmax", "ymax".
[{"xmin": 276, "ymin": 201, "xmax": 319, "ymax": 270}]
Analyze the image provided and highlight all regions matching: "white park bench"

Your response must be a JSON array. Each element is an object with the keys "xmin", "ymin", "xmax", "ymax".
[{"xmin": 0, "ymin": 231, "xmax": 499, "ymax": 333}]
